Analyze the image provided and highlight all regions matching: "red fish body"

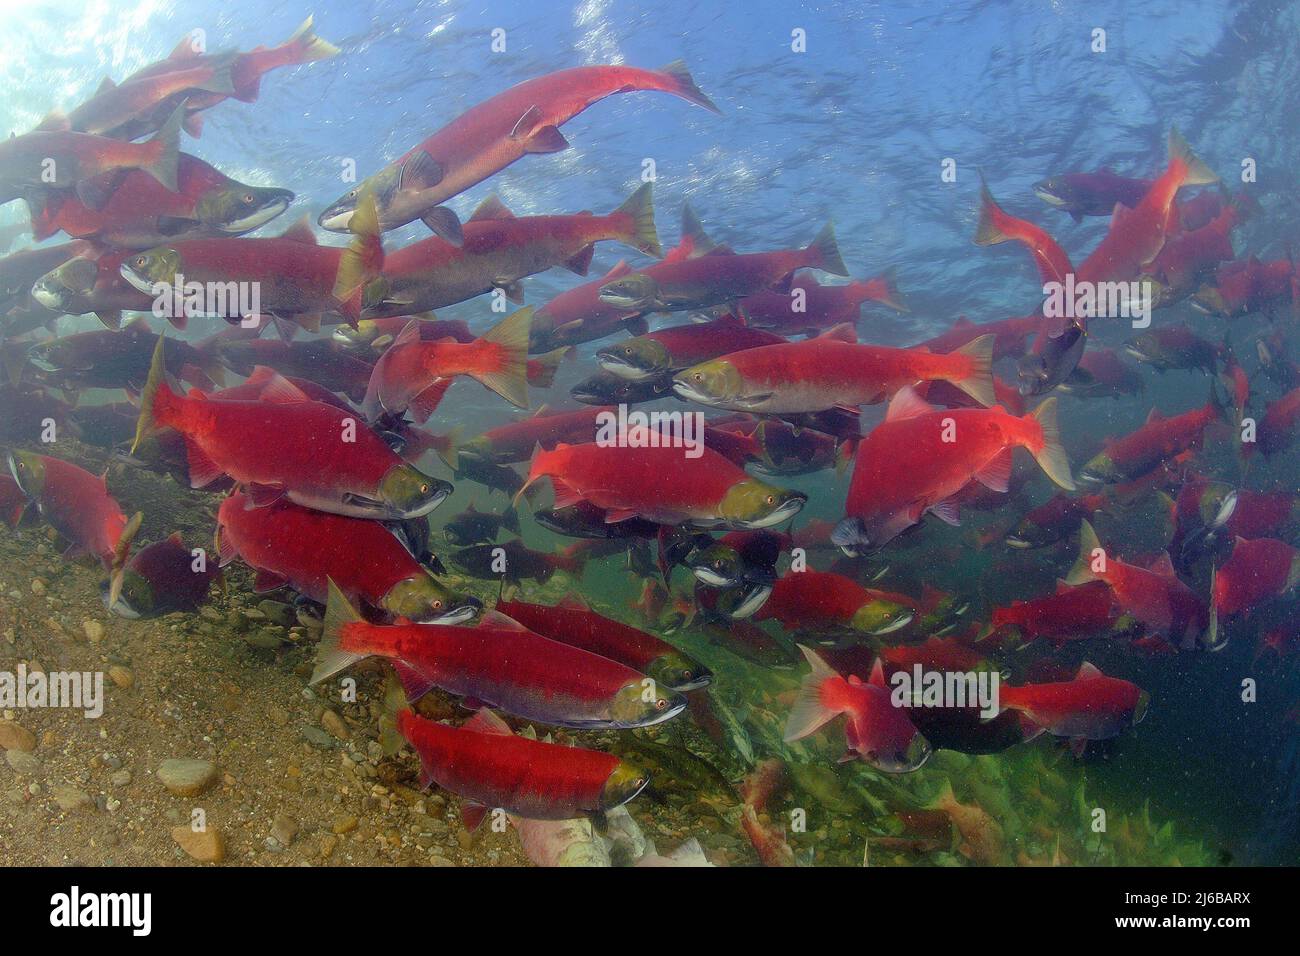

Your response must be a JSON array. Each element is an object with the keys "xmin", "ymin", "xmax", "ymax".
[
  {"xmin": 737, "ymin": 272, "xmax": 907, "ymax": 336},
  {"xmin": 398, "ymin": 707, "xmax": 648, "ymax": 822},
  {"xmin": 915, "ymin": 314, "xmax": 1039, "ymax": 359},
  {"xmin": 673, "ymin": 334, "xmax": 995, "ymax": 414},
  {"xmin": 314, "ymin": 587, "xmax": 682, "ymax": 729},
  {"xmin": 990, "ymin": 581, "xmax": 1123, "ymax": 644},
  {"xmin": 784, "ymin": 647, "xmax": 931, "ymax": 773},
  {"xmin": 754, "ymin": 569, "xmax": 916, "ymax": 635},
  {"xmin": 320, "ymin": 63, "xmax": 716, "ymax": 234},
  {"xmin": 1195, "ymin": 256, "xmax": 1297, "ymax": 318},
  {"xmin": 597, "ymin": 314, "xmax": 786, "ymax": 380},
  {"xmin": 6, "ymin": 452, "xmax": 130, "ymax": 568},
  {"xmin": 215, "ymin": 493, "xmax": 476, "ymax": 623},
  {"xmin": 1258, "ymin": 386, "xmax": 1300, "ymax": 456},
  {"xmin": 520, "ymin": 441, "xmax": 806, "ymax": 530},
  {"xmin": 999, "ymin": 662, "xmax": 1148, "ymax": 740},
  {"xmin": 1214, "ymin": 538, "xmax": 1300, "ymax": 617},
  {"xmin": 836, "ymin": 388, "xmax": 1074, "ymax": 553},
  {"xmin": 214, "ymin": 338, "xmax": 374, "ymax": 403},
  {"xmin": 462, "ymin": 406, "xmax": 613, "ymax": 464},
  {"xmin": 364, "ymin": 189, "xmax": 660, "ymax": 318},
  {"xmin": 1067, "ymin": 521, "xmax": 1207, "ymax": 646},
  {"xmin": 496, "ymin": 596, "xmax": 710, "ymax": 692},
  {"xmin": 1080, "ymin": 396, "xmax": 1225, "ymax": 485},
  {"xmin": 137, "ymin": 338, "xmax": 447, "ymax": 519}
]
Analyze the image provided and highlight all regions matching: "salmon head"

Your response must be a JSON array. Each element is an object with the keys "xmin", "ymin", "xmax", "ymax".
[
  {"xmin": 6, "ymin": 449, "xmax": 45, "ymax": 499},
  {"xmin": 598, "ymin": 759, "xmax": 652, "ymax": 812},
  {"xmin": 195, "ymin": 182, "xmax": 294, "ymax": 234},
  {"xmin": 717, "ymin": 478, "xmax": 806, "ymax": 530},
  {"xmin": 31, "ymin": 257, "xmax": 99, "ymax": 313},
  {"xmin": 671, "ymin": 357, "xmax": 750, "ymax": 408},
  {"xmin": 598, "ymin": 273, "xmax": 661, "ymax": 311},
  {"xmin": 643, "ymin": 651, "xmax": 712, "ymax": 693},
  {"xmin": 318, "ymin": 165, "xmax": 406, "ymax": 232},
  {"xmin": 1078, "ymin": 449, "xmax": 1120, "ymax": 486},
  {"xmin": 371, "ymin": 464, "xmax": 453, "ymax": 519},
  {"xmin": 381, "ymin": 574, "xmax": 482, "ymax": 624},
  {"xmin": 101, "ymin": 566, "xmax": 154, "ymax": 619},
  {"xmin": 120, "ymin": 246, "xmax": 181, "ymax": 293},
  {"xmin": 596, "ymin": 336, "xmax": 673, "ymax": 380},
  {"xmin": 851, "ymin": 596, "xmax": 914, "ymax": 636},
  {"xmin": 609, "ymin": 680, "xmax": 687, "ymax": 728}
]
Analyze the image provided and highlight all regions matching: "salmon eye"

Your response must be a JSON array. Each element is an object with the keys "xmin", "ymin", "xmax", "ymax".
[
  {"xmin": 655, "ymin": 698, "xmax": 667, "ymax": 710},
  {"xmin": 419, "ymin": 483, "xmax": 429, "ymax": 494},
  {"xmin": 432, "ymin": 600, "xmax": 443, "ymax": 610},
  {"xmin": 135, "ymin": 256, "xmax": 147, "ymax": 267},
  {"xmin": 242, "ymin": 193, "xmax": 254, "ymax": 204},
  {"xmin": 766, "ymin": 495, "xmax": 775, "ymax": 505},
  {"xmin": 693, "ymin": 373, "xmax": 703, "ymax": 381}
]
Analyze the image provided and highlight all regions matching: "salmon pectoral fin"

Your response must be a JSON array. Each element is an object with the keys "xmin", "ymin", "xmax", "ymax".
[{"xmin": 184, "ymin": 439, "xmax": 226, "ymax": 489}]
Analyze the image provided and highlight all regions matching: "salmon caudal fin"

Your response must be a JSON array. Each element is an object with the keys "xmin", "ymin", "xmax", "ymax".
[
  {"xmin": 783, "ymin": 644, "xmax": 847, "ymax": 743},
  {"xmin": 311, "ymin": 578, "xmax": 370, "ymax": 685},
  {"xmin": 805, "ymin": 222, "xmax": 849, "ymax": 277},
  {"xmin": 131, "ymin": 334, "xmax": 180, "ymax": 455},
  {"xmin": 1026, "ymin": 397, "xmax": 1075, "ymax": 491},
  {"xmin": 950, "ymin": 333, "xmax": 996, "ymax": 407},
  {"xmin": 867, "ymin": 267, "xmax": 909, "ymax": 313},
  {"xmin": 1168, "ymin": 127, "xmax": 1218, "ymax": 189},
  {"xmin": 106, "ymin": 511, "xmax": 143, "ymax": 610},
  {"xmin": 528, "ymin": 347, "xmax": 569, "ymax": 388},
  {"xmin": 1064, "ymin": 519, "xmax": 1103, "ymax": 587},
  {"xmin": 973, "ymin": 173, "xmax": 1011, "ymax": 246},
  {"xmin": 473, "ymin": 307, "xmax": 532, "ymax": 408},
  {"xmin": 286, "ymin": 15, "xmax": 341, "ymax": 64},
  {"xmin": 612, "ymin": 182, "xmax": 662, "ymax": 258},
  {"xmin": 658, "ymin": 59, "xmax": 721, "ymax": 114},
  {"xmin": 142, "ymin": 105, "xmax": 184, "ymax": 193},
  {"xmin": 334, "ymin": 188, "xmax": 384, "ymax": 323}
]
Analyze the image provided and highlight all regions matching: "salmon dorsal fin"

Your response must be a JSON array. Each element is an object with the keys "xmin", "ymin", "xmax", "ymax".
[
  {"xmin": 258, "ymin": 373, "xmax": 310, "ymax": 403},
  {"xmin": 469, "ymin": 195, "xmax": 515, "ymax": 222},
  {"xmin": 279, "ymin": 215, "xmax": 317, "ymax": 245},
  {"xmin": 1144, "ymin": 406, "xmax": 1164, "ymax": 425},
  {"xmin": 167, "ymin": 34, "xmax": 203, "ymax": 61},
  {"xmin": 462, "ymin": 707, "xmax": 513, "ymax": 736},
  {"xmin": 1076, "ymin": 661, "xmax": 1103, "ymax": 680},
  {"xmin": 885, "ymin": 386, "xmax": 933, "ymax": 423},
  {"xmin": 558, "ymin": 593, "xmax": 591, "ymax": 611},
  {"xmin": 479, "ymin": 609, "xmax": 528, "ymax": 632},
  {"xmin": 868, "ymin": 657, "xmax": 887, "ymax": 688}
]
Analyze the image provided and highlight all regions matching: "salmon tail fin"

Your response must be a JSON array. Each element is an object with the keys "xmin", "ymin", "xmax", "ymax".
[
  {"xmin": 1064, "ymin": 519, "xmax": 1102, "ymax": 586},
  {"xmin": 513, "ymin": 443, "xmax": 554, "ymax": 509},
  {"xmin": 1027, "ymin": 397, "xmax": 1075, "ymax": 490},
  {"xmin": 1168, "ymin": 127, "xmax": 1218, "ymax": 188},
  {"xmin": 805, "ymin": 222, "xmax": 849, "ymax": 277},
  {"xmin": 434, "ymin": 425, "xmax": 462, "ymax": 471},
  {"xmin": 132, "ymin": 333, "xmax": 179, "ymax": 455},
  {"xmin": 474, "ymin": 307, "xmax": 532, "ymax": 408},
  {"xmin": 529, "ymin": 347, "xmax": 569, "ymax": 388},
  {"xmin": 783, "ymin": 644, "xmax": 844, "ymax": 742},
  {"xmin": 951, "ymin": 333, "xmax": 996, "ymax": 407},
  {"xmin": 143, "ymin": 105, "xmax": 184, "ymax": 192},
  {"xmin": 872, "ymin": 266, "xmax": 909, "ymax": 312},
  {"xmin": 612, "ymin": 182, "xmax": 661, "ymax": 258},
  {"xmin": 106, "ymin": 511, "xmax": 143, "ymax": 609},
  {"xmin": 311, "ymin": 578, "xmax": 369, "ymax": 685},
  {"xmin": 973, "ymin": 173, "xmax": 1010, "ymax": 246},
  {"xmin": 286, "ymin": 14, "xmax": 340, "ymax": 63},
  {"xmin": 334, "ymin": 187, "xmax": 383, "ymax": 323},
  {"xmin": 658, "ymin": 59, "xmax": 721, "ymax": 114}
]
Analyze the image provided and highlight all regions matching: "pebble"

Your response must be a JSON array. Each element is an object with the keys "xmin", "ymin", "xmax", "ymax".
[
  {"xmin": 5, "ymin": 749, "xmax": 39, "ymax": 775},
  {"xmin": 171, "ymin": 825, "xmax": 225, "ymax": 863},
  {"xmin": 0, "ymin": 722, "xmax": 36, "ymax": 752},
  {"xmin": 30, "ymin": 579, "xmax": 46, "ymax": 596},
  {"xmin": 107, "ymin": 665, "xmax": 134, "ymax": 689},
  {"xmin": 156, "ymin": 759, "xmax": 219, "ymax": 797},
  {"xmin": 321, "ymin": 709, "xmax": 350, "ymax": 741},
  {"xmin": 270, "ymin": 813, "xmax": 299, "ymax": 847},
  {"xmin": 51, "ymin": 784, "xmax": 93, "ymax": 812},
  {"xmin": 301, "ymin": 726, "xmax": 335, "ymax": 750},
  {"xmin": 110, "ymin": 769, "xmax": 132, "ymax": 787},
  {"xmin": 81, "ymin": 619, "xmax": 104, "ymax": 643},
  {"xmin": 332, "ymin": 815, "xmax": 358, "ymax": 834}
]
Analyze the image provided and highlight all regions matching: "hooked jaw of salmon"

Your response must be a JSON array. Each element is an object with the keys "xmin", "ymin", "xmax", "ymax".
[
  {"xmin": 717, "ymin": 480, "xmax": 806, "ymax": 530},
  {"xmin": 646, "ymin": 653, "xmax": 713, "ymax": 693},
  {"xmin": 318, "ymin": 165, "xmax": 404, "ymax": 232},
  {"xmin": 598, "ymin": 274, "xmax": 660, "ymax": 311},
  {"xmin": 198, "ymin": 185, "xmax": 295, "ymax": 234},
  {"xmin": 31, "ymin": 258, "xmax": 98, "ymax": 313},
  {"xmin": 870, "ymin": 732, "xmax": 933, "ymax": 775},
  {"xmin": 852, "ymin": 599, "xmax": 914, "ymax": 636},
  {"xmin": 599, "ymin": 760, "xmax": 651, "ymax": 812},
  {"xmin": 671, "ymin": 360, "xmax": 755, "ymax": 408},
  {"xmin": 7, "ymin": 450, "xmax": 44, "ymax": 499},
  {"xmin": 1032, "ymin": 179, "xmax": 1071, "ymax": 207},
  {"xmin": 382, "ymin": 575, "xmax": 482, "ymax": 625},
  {"xmin": 1078, "ymin": 452, "xmax": 1118, "ymax": 487},
  {"xmin": 100, "ymin": 568, "xmax": 151, "ymax": 619},
  {"xmin": 831, "ymin": 516, "xmax": 874, "ymax": 557},
  {"xmin": 609, "ymin": 682, "xmax": 687, "ymax": 728},
  {"xmin": 373, "ymin": 465, "xmax": 453, "ymax": 519},
  {"xmin": 596, "ymin": 338, "xmax": 672, "ymax": 380},
  {"xmin": 119, "ymin": 247, "xmax": 180, "ymax": 294},
  {"xmin": 722, "ymin": 580, "xmax": 773, "ymax": 620}
]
